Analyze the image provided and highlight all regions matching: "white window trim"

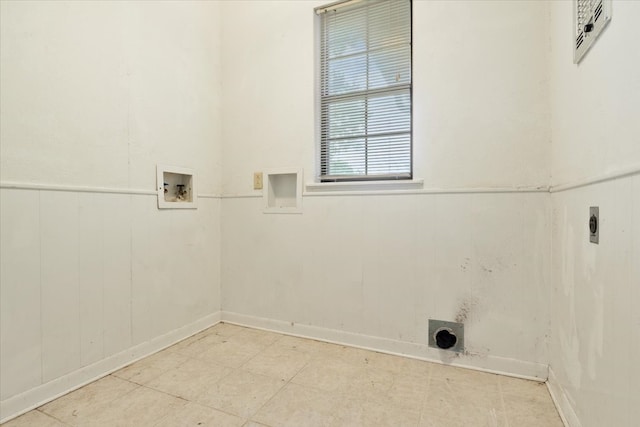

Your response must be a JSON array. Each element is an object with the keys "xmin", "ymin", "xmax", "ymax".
[
  {"xmin": 306, "ymin": 178, "xmax": 423, "ymax": 194},
  {"xmin": 315, "ymin": 0, "xmax": 413, "ymax": 183}
]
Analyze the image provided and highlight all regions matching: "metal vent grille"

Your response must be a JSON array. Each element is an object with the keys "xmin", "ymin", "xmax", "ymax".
[{"xmin": 574, "ymin": 0, "xmax": 612, "ymax": 63}]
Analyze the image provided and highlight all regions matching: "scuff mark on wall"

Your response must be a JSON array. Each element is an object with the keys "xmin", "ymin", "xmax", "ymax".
[
  {"xmin": 460, "ymin": 257, "xmax": 471, "ymax": 272},
  {"xmin": 455, "ymin": 296, "xmax": 479, "ymax": 323},
  {"xmin": 456, "ymin": 346, "xmax": 489, "ymax": 359}
]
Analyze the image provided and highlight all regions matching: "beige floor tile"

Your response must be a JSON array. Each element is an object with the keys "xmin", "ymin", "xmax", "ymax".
[
  {"xmin": 194, "ymin": 339, "xmax": 265, "ymax": 368},
  {"xmin": 232, "ymin": 328, "xmax": 283, "ymax": 347},
  {"xmin": 291, "ymin": 357, "xmax": 361, "ymax": 392},
  {"xmin": 171, "ymin": 332, "xmax": 229, "ymax": 358},
  {"xmin": 165, "ymin": 334, "xmax": 204, "ymax": 354},
  {"xmin": 498, "ymin": 375, "xmax": 550, "ymax": 400},
  {"xmin": 198, "ymin": 324, "xmax": 236, "ymax": 338},
  {"xmin": 38, "ymin": 375, "xmax": 139, "ymax": 425},
  {"xmin": 503, "ymin": 393, "xmax": 564, "ymax": 427},
  {"xmin": 195, "ymin": 370, "xmax": 285, "ymax": 419},
  {"xmin": 80, "ymin": 386, "xmax": 186, "ymax": 427},
  {"xmin": 242, "ymin": 345, "xmax": 312, "ymax": 381},
  {"xmin": 332, "ymin": 396, "xmax": 422, "ymax": 427},
  {"xmin": 252, "ymin": 383, "xmax": 340, "ymax": 427},
  {"xmin": 271, "ymin": 335, "xmax": 340, "ymax": 356},
  {"xmin": 507, "ymin": 411, "xmax": 564, "ymax": 427},
  {"xmin": 417, "ymin": 413, "xmax": 444, "ymax": 427},
  {"xmin": 367, "ymin": 352, "xmax": 433, "ymax": 379},
  {"xmin": 294, "ymin": 358, "xmax": 426, "ymax": 409},
  {"xmin": 318, "ymin": 344, "xmax": 377, "ymax": 367},
  {"xmin": 209, "ymin": 323, "xmax": 248, "ymax": 337},
  {"xmin": 344, "ymin": 365, "xmax": 396, "ymax": 398},
  {"xmin": 8, "ymin": 328, "xmax": 564, "ymax": 427},
  {"xmin": 146, "ymin": 358, "xmax": 232, "ymax": 401},
  {"xmin": 430, "ymin": 364, "xmax": 501, "ymax": 393},
  {"xmin": 384, "ymin": 373, "xmax": 431, "ymax": 411},
  {"xmin": 167, "ymin": 326, "xmax": 219, "ymax": 350},
  {"xmin": 113, "ymin": 349, "xmax": 189, "ymax": 385},
  {"xmin": 1, "ymin": 410, "xmax": 69, "ymax": 427},
  {"xmin": 294, "ymin": 353, "xmax": 428, "ymax": 407},
  {"xmin": 168, "ymin": 324, "xmax": 243, "ymax": 355},
  {"xmin": 153, "ymin": 402, "xmax": 244, "ymax": 427},
  {"xmin": 423, "ymin": 378, "xmax": 506, "ymax": 425},
  {"xmin": 419, "ymin": 411, "xmax": 507, "ymax": 427}
]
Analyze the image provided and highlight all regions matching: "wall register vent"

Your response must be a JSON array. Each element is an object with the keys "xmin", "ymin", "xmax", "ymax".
[{"xmin": 574, "ymin": 0, "xmax": 611, "ymax": 63}]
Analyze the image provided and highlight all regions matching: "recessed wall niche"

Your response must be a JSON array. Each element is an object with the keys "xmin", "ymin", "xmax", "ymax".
[
  {"xmin": 263, "ymin": 168, "xmax": 303, "ymax": 214},
  {"xmin": 157, "ymin": 164, "xmax": 197, "ymax": 209}
]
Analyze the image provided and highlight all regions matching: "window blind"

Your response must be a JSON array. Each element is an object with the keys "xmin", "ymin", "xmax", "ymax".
[{"xmin": 317, "ymin": 0, "xmax": 412, "ymax": 182}]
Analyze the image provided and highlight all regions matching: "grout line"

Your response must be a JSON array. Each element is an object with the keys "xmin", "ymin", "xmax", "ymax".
[
  {"xmin": 155, "ymin": 326, "xmax": 286, "ymax": 423},
  {"xmin": 497, "ymin": 375, "xmax": 511, "ymax": 427},
  {"xmin": 416, "ymin": 364, "xmax": 434, "ymax": 426},
  {"xmin": 238, "ymin": 331, "xmax": 311, "ymax": 421},
  {"xmin": 241, "ymin": 347, "xmax": 292, "ymax": 421},
  {"xmin": 35, "ymin": 409, "xmax": 73, "ymax": 426}
]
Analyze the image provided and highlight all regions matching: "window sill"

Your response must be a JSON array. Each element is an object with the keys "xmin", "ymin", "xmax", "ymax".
[{"xmin": 305, "ymin": 179, "xmax": 424, "ymax": 195}]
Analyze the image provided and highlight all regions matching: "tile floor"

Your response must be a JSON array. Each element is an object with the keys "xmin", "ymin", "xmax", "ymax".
[{"xmin": 2, "ymin": 323, "xmax": 564, "ymax": 427}]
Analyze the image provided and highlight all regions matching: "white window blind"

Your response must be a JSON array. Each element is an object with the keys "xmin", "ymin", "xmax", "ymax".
[{"xmin": 317, "ymin": 0, "xmax": 412, "ymax": 182}]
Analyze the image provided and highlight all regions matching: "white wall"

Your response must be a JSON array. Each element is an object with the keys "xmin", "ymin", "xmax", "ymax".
[
  {"xmin": 5, "ymin": 0, "xmax": 636, "ymax": 425},
  {"xmin": 550, "ymin": 179, "xmax": 640, "ymax": 427},
  {"xmin": 221, "ymin": 0, "xmax": 552, "ymax": 378},
  {"xmin": 550, "ymin": 2, "xmax": 640, "ymax": 186},
  {"xmin": 222, "ymin": 193, "xmax": 551, "ymax": 377},
  {"xmin": 0, "ymin": 0, "xmax": 223, "ymax": 192},
  {"xmin": 548, "ymin": 1, "xmax": 640, "ymax": 426},
  {"xmin": 0, "ymin": 1, "xmax": 222, "ymax": 421},
  {"xmin": 221, "ymin": 0, "xmax": 550, "ymax": 194}
]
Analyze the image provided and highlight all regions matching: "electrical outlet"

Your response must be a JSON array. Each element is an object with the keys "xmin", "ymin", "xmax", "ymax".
[
  {"xmin": 590, "ymin": 206, "xmax": 599, "ymax": 244},
  {"xmin": 253, "ymin": 172, "xmax": 263, "ymax": 190}
]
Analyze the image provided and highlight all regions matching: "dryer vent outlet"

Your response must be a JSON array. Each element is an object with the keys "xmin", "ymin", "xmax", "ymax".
[{"xmin": 428, "ymin": 319, "xmax": 464, "ymax": 353}]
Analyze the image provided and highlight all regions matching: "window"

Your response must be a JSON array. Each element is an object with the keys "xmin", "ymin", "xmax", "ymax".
[{"xmin": 316, "ymin": 0, "xmax": 412, "ymax": 182}]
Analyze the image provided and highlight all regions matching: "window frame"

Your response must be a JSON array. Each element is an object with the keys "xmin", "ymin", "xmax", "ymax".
[{"xmin": 316, "ymin": 0, "xmax": 413, "ymax": 183}]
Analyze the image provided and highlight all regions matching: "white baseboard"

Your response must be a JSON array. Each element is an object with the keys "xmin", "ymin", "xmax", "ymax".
[
  {"xmin": 546, "ymin": 367, "xmax": 582, "ymax": 427},
  {"xmin": 221, "ymin": 311, "xmax": 549, "ymax": 381},
  {"xmin": 0, "ymin": 312, "xmax": 221, "ymax": 424}
]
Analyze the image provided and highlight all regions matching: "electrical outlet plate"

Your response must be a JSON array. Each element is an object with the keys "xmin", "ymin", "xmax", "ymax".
[
  {"xmin": 590, "ymin": 206, "xmax": 599, "ymax": 244},
  {"xmin": 253, "ymin": 172, "xmax": 263, "ymax": 190}
]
